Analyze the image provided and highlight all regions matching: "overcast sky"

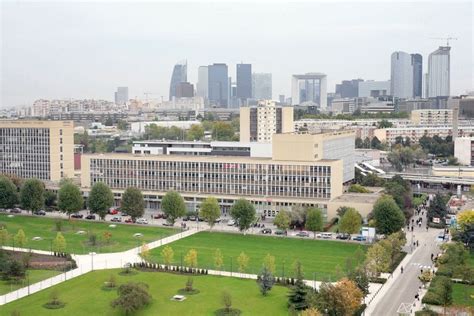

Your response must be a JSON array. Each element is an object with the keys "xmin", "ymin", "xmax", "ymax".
[{"xmin": 1, "ymin": 1, "xmax": 472, "ymax": 108}]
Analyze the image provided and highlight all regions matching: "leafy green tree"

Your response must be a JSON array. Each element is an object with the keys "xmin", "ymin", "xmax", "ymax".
[
  {"xmin": 262, "ymin": 254, "xmax": 276, "ymax": 274},
  {"xmin": 184, "ymin": 249, "xmax": 198, "ymax": 269},
  {"xmin": 287, "ymin": 261, "xmax": 308, "ymax": 311},
  {"xmin": 161, "ymin": 191, "xmax": 186, "ymax": 225},
  {"xmin": 212, "ymin": 121, "xmax": 235, "ymax": 141},
  {"xmin": 111, "ymin": 282, "xmax": 152, "ymax": 315},
  {"xmin": 20, "ymin": 178, "xmax": 45, "ymax": 213},
  {"xmin": 377, "ymin": 120, "xmax": 393, "ymax": 128},
  {"xmin": 373, "ymin": 195, "xmax": 405, "ymax": 235},
  {"xmin": 186, "ymin": 124, "xmax": 205, "ymax": 141},
  {"xmin": 438, "ymin": 276, "xmax": 453, "ymax": 315},
  {"xmin": 221, "ymin": 290, "xmax": 233, "ymax": 313},
  {"xmin": 0, "ymin": 176, "xmax": 18, "ymax": 209},
  {"xmin": 339, "ymin": 208, "xmax": 362, "ymax": 234},
  {"xmin": 230, "ymin": 199, "xmax": 256, "ymax": 233},
  {"xmin": 14, "ymin": 229, "xmax": 27, "ymax": 248},
  {"xmin": 427, "ymin": 193, "xmax": 448, "ymax": 223},
  {"xmin": 257, "ymin": 266, "xmax": 275, "ymax": 296},
  {"xmin": 88, "ymin": 182, "xmax": 114, "ymax": 220},
  {"xmin": 53, "ymin": 232, "xmax": 67, "ymax": 253},
  {"xmin": 121, "ymin": 187, "xmax": 145, "ymax": 221},
  {"xmin": 0, "ymin": 228, "xmax": 10, "ymax": 246},
  {"xmin": 214, "ymin": 248, "xmax": 224, "ymax": 270},
  {"xmin": 305, "ymin": 208, "xmax": 323, "ymax": 238},
  {"xmin": 237, "ymin": 252, "xmax": 249, "ymax": 273},
  {"xmin": 347, "ymin": 265, "xmax": 370, "ymax": 296},
  {"xmin": 199, "ymin": 197, "xmax": 220, "ymax": 230},
  {"xmin": 58, "ymin": 182, "xmax": 84, "ymax": 217},
  {"xmin": 273, "ymin": 210, "xmax": 290, "ymax": 231},
  {"xmin": 365, "ymin": 241, "xmax": 391, "ymax": 275},
  {"xmin": 348, "ymin": 184, "xmax": 370, "ymax": 193},
  {"xmin": 336, "ymin": 206, "xmax": 351, "ymax": 218},
  {"xmin": 117, "ymin": 119, "xmax": 128, "ymax": 131},
  {"xmin": 44, "ymin": 191, "xmax": 57, "ymax": 208},
  {"xmin": 316, "ymin": 279, "xmax": 363, "ymax": 316}
]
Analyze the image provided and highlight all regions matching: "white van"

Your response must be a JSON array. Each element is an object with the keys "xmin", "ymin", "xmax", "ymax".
[{"xmin": 321, "ymin": 232, "xmax": 332, "ymax": 239}]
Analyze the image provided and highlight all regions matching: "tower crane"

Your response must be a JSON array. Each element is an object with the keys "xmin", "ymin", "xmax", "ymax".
[{"xmin": 430, "ymin": 36, "xmax": 458, "ymax": 46}]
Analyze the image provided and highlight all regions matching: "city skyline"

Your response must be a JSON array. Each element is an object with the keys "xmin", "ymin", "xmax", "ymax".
[{"xmin": 1, "ymin": 1, "xmax": 472, "ymax": 108}]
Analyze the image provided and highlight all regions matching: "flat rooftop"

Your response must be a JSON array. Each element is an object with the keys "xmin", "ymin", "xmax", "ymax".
[{"xmin": 331, "ymin": 192, "xmax": 381, "ymax": 204}]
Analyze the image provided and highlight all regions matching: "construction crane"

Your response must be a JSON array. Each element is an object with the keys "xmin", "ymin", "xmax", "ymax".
[{"xmin": 430, "ymin": 36, "xmax": 458, "ymax": 46}]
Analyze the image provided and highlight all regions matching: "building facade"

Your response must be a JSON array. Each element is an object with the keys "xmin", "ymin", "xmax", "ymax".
[
  {"xmin": 196, "ymin": 66, "xmax": 209, "ymax": 100},
  {"xmin": 427, "ymin": 46, "xmax": 450, "ymax": 97},
  {"xmin": 114, "ymin": 87, "xmax": 129, "ymax": 105},
  {"xmin": 374, "ymin": 126, "xmax": 474, "ymax": 144},
  {"xmin": 411, "ymin": 54, "xmax": 423, "ymax": 98},
  {"xmin": 252, "ymin": 73, "xmax": 272, "ymax": 100},
  {"xmin": 236, "ymin": 63, "xmax": 252, "ymax": 104},
  {"xmin": 240, "ymin": 100, "xmax": 294, "ymax": 143},
  {"xmin": 335, "ymin": 79, "xmax": 363, "ymax": 98},
  {"xmin": 391, "ymin": 51, "xmax": 413, "ymax": 99},
  {"xmin": 208, "ymin": 63, "xmax": 229, "ymax": 107},
  {"xmin": 0, "ymin": 120, "xmax": 74, "ymax": 181},
  {"xmin": 358, "ymin": 80, "xmax": 391, "ymax": 98},
  {"xmin": 454, "ymin": 137, "xmax": 474, "ymax": 166},
  {"xmin": 175, "ymin": 82, "xmax": 194, "ymax": 98},
  {"xmin": 169, "ymin": 60, "xmax": 187, "ymax": 101},
  {"xmin": 291, "ymin": 73, "xmax": 327, "ymax": 108},
  {"xmin": 410, "ymin": 109, "xmax": 453, "ymax": 125}
]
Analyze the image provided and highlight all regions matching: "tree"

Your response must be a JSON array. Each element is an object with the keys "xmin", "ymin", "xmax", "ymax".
[
  {"xmin": 199, "ymin": 197, "xmax": 220, "ymax": 230},
  {"xmin": 418, "ymin": 270, "xmax": 433, "ymax": 288},
  {"xmin": 121, "ymin": 187, "xmax": 145, "ymax": 221},
  {"xmin": 427, "ymin": 194, "xmax": 448, "ymax": 223},
  {"xmin": 88, "ymin": 182, "xmax": 114, "ymax": 220},
  {"xmin": 300, "ymin": 308, "xmax": 322, "ymax": 316},
  {"xmin": 336, "ymin": 206, "xmax": 351, "ymax": 218},
  {"xmin": 317, "ymin": 278, "xmax": 363, "ymax": 316},
  {"xmin": 111, "ymin": 282, "xmax": 152, "ymax": 315},
  {"xmin": 458, "ymin": 210, "xmax": 474, "ymax": 230},
  {"xmin": 14, "ymin": 229, "xmax": 27, "ymax": 248},
  {"xmin": 257, "ymin": 266, "xmax": 275, "ymax": 296},
  {"xmin": 305, "ymin": 208, "xmax": 323, "ymax": 239},
  {"xmin": 20, "ymin": 178, "xmax": 44, "ymax": 213},
  {"xmin": 365, "ymin": 241, "xmax": 391, "ymax": 275},
  {"xmin": 0, "ymin": 228, "xmax": 9, "ymax": 246},
  {"xmin": 58, "ymin": 182, "xmax": 83, "ymax": 217},
  {"xmin": 347, "ymin": 265, "xmax": 370, "ymax": 296},
  {"xmin": 52, "ymin": 232, "xmax": 66, "ymax": 253},
  {"xmin": 221, "ymin": 290, "xmax": 232, "ymax": 313},
  {"xmin": 377, "ymin": 120, "xmax": 393, "ymax": 128},
  {"xmin": 214, "ymin": 248, "xmax": 224, "ymax": 270},
  {"xmin": 287, "ymin": 261, "xmax": 308, "ymax": 311},
  {"xmin": 0, "ymin": 176, "xmax": 18, "ymax": 209},
  {"xmin": 139, "ymin": 242, "xmax": 150, "ymax": 262},
  {"xmin": 230, "ymin": 199, "xmax": 256, "ymax": 233},
  {"xmin": 339, "ymin": 208, "xmax": 362, "ymax": 234},
  {"xmin": 348, "ymin": 184, "xmax": 370, "ymax": 193},
  {"xmin": 371, "ymin": 136, "xmax": 383, "ymax": 150},
  {"xmin": 212, "ymin": 121, "xmax": 235, "ymax": 141},
  {"xmin": 373, "ymin": 195, "xmax": 405, "ymax": 235},
  {"xmin": 117, "ymin": 119, "xmax": 128, "ymax": 131},
  {"xmin": 161, "ymin": 191, "xmax": 186, "ymax": 225},
  {"xmin": 262, "ymin": 254, "xmax": 276, "ymax": 274},
  {"xmin": 44, "ymin": 191, "xmax": 57, "ymax": 208},
  {"xmin": 437, "ymin": 276, "xmax": 453, "ymax": 315},
  {"xmin": 186, "ymin": 124, "xmax": 205, "ymax": 141},
  {"xmin": 184, "ymin": 249, "xmax": 198, "ymax": 269},
  {"xmin": 103, "ymin": 231, "xmax": 112, "ymax": 244},
  {"xmin": 161, "ymin": 246, "xmax": 174, "ymax": 266},
  {"xmin": 237, "ymin": 252, "xmax": 249, "ymax": 273},
  {"xmin": 273, "ymin": 210, "xmax": 290, "ymax": 231},
  {"xmin": 355, "ymin": 137, "xmax": 363, "ymax": 148}
]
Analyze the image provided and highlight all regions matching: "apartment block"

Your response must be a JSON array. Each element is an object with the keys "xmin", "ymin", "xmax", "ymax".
[
  {"xmin": 454, "ymin": 137, "xmax": 474, "ymax": 166},
  {"xmin": 374, "ymin": 126, "xmax": 474, "ymax": 144},
  {"xmin": 411, "ymin": 109, "xmax": 453, "ymax": 125},
  {"xmin": 0, "ymin": 120, "xmax": 74, "ymax": 181}
]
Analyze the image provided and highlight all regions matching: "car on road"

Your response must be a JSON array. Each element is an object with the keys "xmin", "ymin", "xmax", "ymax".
[
  {"xmin": 296, "ymin": 231, "xmax": 309, "ymax": 237},
  {"xmin": 108, "ymin": 209, "xmax": 119, "ymax": 215},
  {"xmin": 136, "ymin": 218, "xmax": 148, "ymax": 225},
  {"xmin": 275, "ymin": 229, "xmax": 286, "ymax": 235},
  {"xmin": 336, "ymin": 233, "xmax": 350, "ymax": 240},
  {"xmin": 321, "ymin": 232, "xmax": 333, "ymax": 239},
  {"xmin": 352, "ymin": 235, "xmax": 366, "ymax": 242},
  {"xmin": 10, "ymin": 208, "xmax": 22, "ymax": 214},
  {"xmin": 124, "ymin": 218, "xmax": 133, "ymax": 223},
  {"xmin": 111, "ymin": 217, "xmax": 122, "ymax": 222},
  {"xmin": 85, "ymin": 214, "xmax": 96, "ymax": 220},
  {"xmin": 153, "ymin": 213, "xmax": 165, "ymax": 219},
  {"xmin": 71, "ymin": 213, "xmax": 84, "ymax": 219},
  {"xmin": 227, "ymin": 220, "xmax": 236, "ymax": 226},
  {"xmin": 260, "ymin": 228, "xmax": 272, "ymax": 234},
  {"xmin": 33, "ymin": 210, "xmax": 46, "ymax": 216},
  {"xmin": 162, "ymin": 222, "xmax": 174, "ymax": 226}
]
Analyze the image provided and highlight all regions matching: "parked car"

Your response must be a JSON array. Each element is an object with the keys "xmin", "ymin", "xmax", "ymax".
[
  {"xmin": 296, "ymin": 231, "xmax": 309, "ymax": 237},
  {"xmin": 121, "ymin": 212, "xmax": 128, "ymax": 216},
  {"xmin": 352, "ymin": 235, "xmax": 367, "ymax": 242},
  {"xmin": 336, "ymin": 233, "xmax": 350, "ymax": 240},
  {"xmin": 111, "ymin": 217, "xmax": 122, "ymax": 222},
  {"xmin": 227, "ymin": 220, "xmax": 236, "ymax": 226},
  {"xmin": 124, "ymin": 218, "xmax": 133, "ymax": 223},
  {"xmin": 10, "ymin": 208, "xmax": 22, "ymax": 214},
  {"xmin": 85, "ymin": 214, "xmax": 96, "ymax": 220},
  {"xmin": 33, "ymin": 210, "xmax": 46, "ymax": 216},
  {"xmin": 108, "ymin": 209, "xmax": 119, "ymax": 215},
  {"xmin": 321, "ymin": 232, "xmax": 333, "ymax": 239},
  {"xmin": 162, "ymin": 222, "xmax": 174, "ymax": 226},
  {"xmin": 71, "ymin": 213, "xmax": 84, "ymax": 219},
  {"xmin": 136, "ymin": 218, "xmax": 148, "ymax": 225},
  {"xmin": 275, "ymin": 229, "xmax": 286, "ymax": 235},
  {"xmin": 153, "ymin": 213, "xmax": 165, "ymax": 219},
  {"xmin": 261, "ymin": 228, "xmax": 272, "ymax": 234}
]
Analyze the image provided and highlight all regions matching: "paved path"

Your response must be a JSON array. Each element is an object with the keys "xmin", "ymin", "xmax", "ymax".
[{"xmin": 366, "ymin": 212, "xmax": 444, "ymax": 316}]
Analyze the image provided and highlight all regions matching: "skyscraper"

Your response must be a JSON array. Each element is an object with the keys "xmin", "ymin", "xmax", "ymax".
[
  {"xmin": 236, "ymin": 63, "xmax": 252, "ymax": 104},
  {"xmin": 335, "ymin": 79, "xmax": 363, "ymax": 98},
  {"xmin": 427, "ymin": 46, "xmax": 451, "ymax": 97},
  {"xmin": 252, "ymin": 73, "xmax": 272, "ymax": 100},
  {"xmin": 114, "ymin": 87, "xmax": 128, "ymax": 105},
  {"xmin": 411, "ymin": 54, "xmax": 423, "ymax": 98},
  {"xmin": 208, "ymin": 63, "xmax": 228, "ymax": 107},
  {"xmin": 391, "ymin": 51, "xmax": 413, "ymax": 99},
  {"xmin": 175, "ymin": 82, "xmax": 194, "ymax": 98},
  {"xmin": 169, "ymin": 60, "xmax": 187, "ymax": 100},
  {"xmin": 196, "ymin": 66, "xmax": 208, "ymax": 99}
]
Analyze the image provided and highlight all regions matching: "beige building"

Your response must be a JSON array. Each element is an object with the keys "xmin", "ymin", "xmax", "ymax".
[
  {"xmin": 431, "ymin": 166, "xmax": 474, "ymax": 178},
  {"xmin": 240, "ymin": 100, "xmax": 293, "ymax": 142},
  {"xmin": 0, "ymin": 120, "xmax": 74, "ymax": 181},
  {"xmin": 374, "ymin": 126, "xmax": 474, "ymax": 144},
  {"xmin": 454, "ymin": 137, "xmax": 474, "ymax": 166},
  {"xmin": 410, "ymin": 109, "xmax": 453, "ymax": 125}
]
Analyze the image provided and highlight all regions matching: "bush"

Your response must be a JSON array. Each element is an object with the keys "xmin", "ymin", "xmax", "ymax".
[
  {"xmin": 428, "ymin": 222, "xmax": 447, "ymax": 229},
  {"xmin": 369, "ymin": 277, "xmax": 387, "ymax": 284},
  {"xmin": 422, "ymin": 291, "xmax": 443, "ymax": 305},
  {"xmin": 435, "ymin": 265, "xmax": 453, "ymax": 278},
  {"xmin": 348, "ymin": 184, "xmax": 370, "ymax": 193},
  {"xmin": 43, "ymin": 289, "xmax": 65, "ymax": 309}
]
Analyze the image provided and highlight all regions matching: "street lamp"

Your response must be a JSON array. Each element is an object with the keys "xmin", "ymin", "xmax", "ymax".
[{"xmin": 89, "ymin": 252, "xmax": 96, "ymax": 271}]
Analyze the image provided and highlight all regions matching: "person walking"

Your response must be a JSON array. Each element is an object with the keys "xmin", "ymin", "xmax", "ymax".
[{"xmin": 401, "ymin": 266, "xmax": 404, "ymax": 274}]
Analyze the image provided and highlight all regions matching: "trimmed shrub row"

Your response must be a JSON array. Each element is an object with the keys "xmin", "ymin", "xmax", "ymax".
[{"xmin": 132, "ymin": 262, "xmax": 209, "ymax": 275}]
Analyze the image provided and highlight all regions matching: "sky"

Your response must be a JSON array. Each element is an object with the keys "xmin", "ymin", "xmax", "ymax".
[{"xmin": 1, "ymin": 0, "xmax": 473, "ymax": 108}]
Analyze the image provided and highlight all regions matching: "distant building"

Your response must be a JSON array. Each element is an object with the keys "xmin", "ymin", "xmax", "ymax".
[
  {"xmin": 236, "ymin": 63, "xmax": 252, "ymax": 104},
  {"xmin": 208, "ymin": 63, "xmax": 229, "ymax": 107},
  {"xmin": 169, "ymin": 60, "xmax": 187, "ymax": 101},
  {"xmin": 454, "ymin": 137, "xmax": 474, "ymax": 166},
  {"xmin": 197, "ymin": 66, "xmax": 209, "ymax": 100},
  {"xmin": 427, "ymin": 46, "xmax": 450, "ymax": 97},
  {"xmin": 278, "ymin": 95, "xmax": 285, "ymax": 104},
  {"xmin": 374, "ymin": 126, "xmax": 474, "ymax": 144},
  {"xmin": 411, "ymin": 54, "xmax": 423, "ymax": 98},
  {"xmin": 358, "ymin": 80, "xmax": 391, "ymax": 98},
  {"xmin": 252, "ymin": 73, "xmax": 272, "ymax": 100},
  {"xmin": 410, "ymin": 109, "xmax": 453, "ymax": 125},
  {"xmin": 175, "ymin": 82, "xmax": 194, "ymax": 98},
  {"xmin": 240, "ymin": 100, "xmax": 293, "ymax": 143},
  {"xmin": 391, "ymin": 51, "xmax": 413, "ymax": 99},
  {"xmin": 335, "ymin": 79, "xmax": 363, "ymax": 98},
  {"xmin": 114, "ymin": 87, "xmax": 129, "ymax": 105},
  {"xmin": 291, "ymin": 73, "xmax": 327, "ymax": 109}
]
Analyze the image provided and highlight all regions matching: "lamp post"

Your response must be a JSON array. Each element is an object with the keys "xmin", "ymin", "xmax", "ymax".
[{"xmin": 89, "ymin": 252, "xmax": 96, "ymax": 271}]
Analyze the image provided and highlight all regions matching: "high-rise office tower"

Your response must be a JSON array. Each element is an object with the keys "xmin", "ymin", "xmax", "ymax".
[
  {"xmin": 169, "ymin": 60, "xmax": 187, "ymax": 100},
  {"xmin": 252, "ymin": 73, "xmax": 272, "ymax": 100},
  {"xmin": 114, "ymin": 87, "xmax": 129, "ymax": 105},
  {"xmin": 208, "ymin": 63, "xmax": 228, "ymax": 107},
  {"xmin": 411, "ymin": 54, "xmax": 423, "ymax": 98},
  {"xmin": 427, "ymin": 46, "xmax": 451, "ymax": 97},
  {"xmin": 279, "ymin": 95, "xmax": 285, "ymax": 104},
  {"xmin": 197, "ymin": 66, "xmax": 208, "ymax": 99},
  {"xmin": 335, "ymin": 79, "xmax": 363, "ymax": 98},
  {"xmin": 291, "ymin": 73, "xmax": 327, "ymax": 108},
  {"xmin": 391, "ymin": 51, "xmax": 413, "ymax": 99},
  {"xmin": 236, "ymin": 63, "xmax": 252, "ymax": 104},
  {"xmin": 175, "ymin": 82, "xmax": 194, "ymax": 98}
]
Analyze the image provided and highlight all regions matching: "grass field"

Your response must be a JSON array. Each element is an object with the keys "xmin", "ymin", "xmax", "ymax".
[
  {"xmin": 452, "ymin": 283, "xmax": 474, "ymax": 307},
  {"xmin": 2, "ymin": 270, "xmax": 289, "ymax": 315},
  {"xmin": 0, "ymin": 214, "xmax": 177, "ymax": 254},
  {"xmin": 0, "ymin": 269, "xmax": 61, "ymax": 295},
  {"xmin": 149, "ymin": 231, "xmax": 366, "ymax": 280}
]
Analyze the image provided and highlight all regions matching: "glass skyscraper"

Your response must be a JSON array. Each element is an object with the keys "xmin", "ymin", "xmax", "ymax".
[
  {"xmin": 427, "ymin": 46, "xmax": 450, "ymax": 97},
  {"xmin": 236, "ymin": 63, "xmax": 252, "ymax": 104},
  {"xmin": 411, "ymin": 54, "xmax": 423, "ymax": 98},
  {"xmin": 169, "ymin": 60, "xmax": 187, "ymax": 100},
  {"xmin": 208, "ymin": 63, "xmax": 228, "ymax": 107}
]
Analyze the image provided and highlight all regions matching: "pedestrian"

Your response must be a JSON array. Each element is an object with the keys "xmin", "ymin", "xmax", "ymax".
[
  {"xmin": 426, "ymin": 226, "xmax": 428, "ymax": 232},
  {"xmin": 412, "ymin": 226, "xmax": 414, "ymax": 232},
  {"xmin": 421, "ymin": 268, "xmax": 423, "ymax": 274},
  {"xmin": 416, "ymin": 240, "xmax": 419, "ymax": 247},
  {"xmin": 431, "ymin": 253, "xmax": 434, "ymax": 261},
  {"xmin": 401, "ymin": 266, "xmax": 404, "ymax": 274},
  {"xmin": 415, "ymin": 293, "xmax": 420, "ymax": 301},
  {"xmin": 413, "ymin": 241, "xmax": 416, "ymax": 247}
]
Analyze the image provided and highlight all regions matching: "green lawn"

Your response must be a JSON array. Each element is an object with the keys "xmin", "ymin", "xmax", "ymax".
[
  {"xmin": 2, "ymin": 270, "xmax": 289, "ymax": 315},
  {"xmin": 149, "ymin": 231, "xmax": 366, "ymax": 280},
  {"xmin": 452, "ymin": 283, "xmax": 474, "ymax": 307},
  {"xmin": 0, "ymin": 214, "xmax": 177, "ymax": 254},
  {"xmin": 0, "ymin": 269, "xmax": 61, "ymax": 295}
]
